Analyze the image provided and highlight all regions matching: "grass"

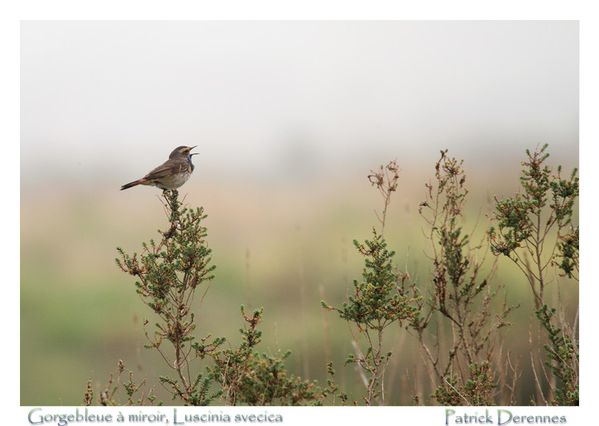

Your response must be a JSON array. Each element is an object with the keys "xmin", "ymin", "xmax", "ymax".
[{"xmin": 20, "ymin": 151, "xmax": 578, "ymax": 405}]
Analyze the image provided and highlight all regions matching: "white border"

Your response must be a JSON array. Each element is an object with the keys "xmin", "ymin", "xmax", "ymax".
[
  {"xmin": 16, "ymin": 406, "xmax": 586, "ymax": 426},
  {"xmin": 5, "ymin": 1, "xmax": 597, "ymax": 425}
]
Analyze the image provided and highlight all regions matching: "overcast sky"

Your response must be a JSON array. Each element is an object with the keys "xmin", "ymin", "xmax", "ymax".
[{"xmin": 20, "ymin": 21, "xmax": 578, "ymax": 184}]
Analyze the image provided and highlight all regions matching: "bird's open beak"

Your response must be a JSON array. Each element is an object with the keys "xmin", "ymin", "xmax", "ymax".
[{"xmin": 188, "ymin": 146, "xmax": 198, "ymax": 155}]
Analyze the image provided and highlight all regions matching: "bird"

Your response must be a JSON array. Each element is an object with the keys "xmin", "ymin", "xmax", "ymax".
[{"xmin": 121, "ymin": 146, "xmax": 197, "ymax": 191}]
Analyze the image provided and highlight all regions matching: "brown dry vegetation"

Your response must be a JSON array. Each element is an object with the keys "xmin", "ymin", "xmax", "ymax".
[{"xmin": 21, "ymin": 147, "xmax": 578, "ymax": 406}]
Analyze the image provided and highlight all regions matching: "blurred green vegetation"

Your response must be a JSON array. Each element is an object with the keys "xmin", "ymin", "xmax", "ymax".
[{"xmin": 21, "ymin": 166, "xmax": 578, "ymax": 405}]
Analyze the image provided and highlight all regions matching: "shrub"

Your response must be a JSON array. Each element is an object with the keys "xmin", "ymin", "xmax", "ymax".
[
  {"xmin": 102, "ymin": 190, "xmax": 327, "ymax": 406},
  {"xmin": 415, "ymin": 150, "xmax": 516, "ymax": 405},
  {"xmin": 322, "ymin": 161, "xmax": 421, "ymax": 405},
  {"xmin": 488, "ymin": 144, "xmax": 579, "ymax": 405}
]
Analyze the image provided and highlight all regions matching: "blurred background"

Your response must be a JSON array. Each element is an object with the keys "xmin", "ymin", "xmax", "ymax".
[{"xmin": 21, "ymin": 21, "xmax": 578, "ymax": 405}]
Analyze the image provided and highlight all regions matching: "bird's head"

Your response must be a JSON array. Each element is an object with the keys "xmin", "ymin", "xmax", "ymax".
[{"xmin": 169, "ymin": 145, "xmax": 198, "ymax": 160}]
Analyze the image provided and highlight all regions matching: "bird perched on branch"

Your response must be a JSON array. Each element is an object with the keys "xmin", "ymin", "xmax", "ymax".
[{"xmin": 121, "ymin": 146, "xmax": 197, "ymax": 191}]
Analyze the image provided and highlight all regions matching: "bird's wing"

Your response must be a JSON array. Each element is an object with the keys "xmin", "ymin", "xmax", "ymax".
[{"xmin": 143, "ymin": 159, "xmax": 187, "ymax": 181}]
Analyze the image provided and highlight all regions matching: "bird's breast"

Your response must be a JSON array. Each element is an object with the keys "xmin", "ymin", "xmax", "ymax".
[{"xmin": 158, "ymin": 170, "xmax": 192, "ymax": 189}]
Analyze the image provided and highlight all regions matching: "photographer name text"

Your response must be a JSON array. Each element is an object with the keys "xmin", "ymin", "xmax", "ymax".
[{"xmin": 446, "ymin": 409, "xmax": 567, "ymax": 426}]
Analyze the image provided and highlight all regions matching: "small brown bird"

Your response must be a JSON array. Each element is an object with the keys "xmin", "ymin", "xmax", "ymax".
[{"xmin": 121, "ymin": 146, "xmax": 197, "ymax": 191}]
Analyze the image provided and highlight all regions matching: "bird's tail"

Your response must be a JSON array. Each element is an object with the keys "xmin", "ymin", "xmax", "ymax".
[{"xmin": 120, "ymin": 178, "xmax": 147, "ymax": 190}]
